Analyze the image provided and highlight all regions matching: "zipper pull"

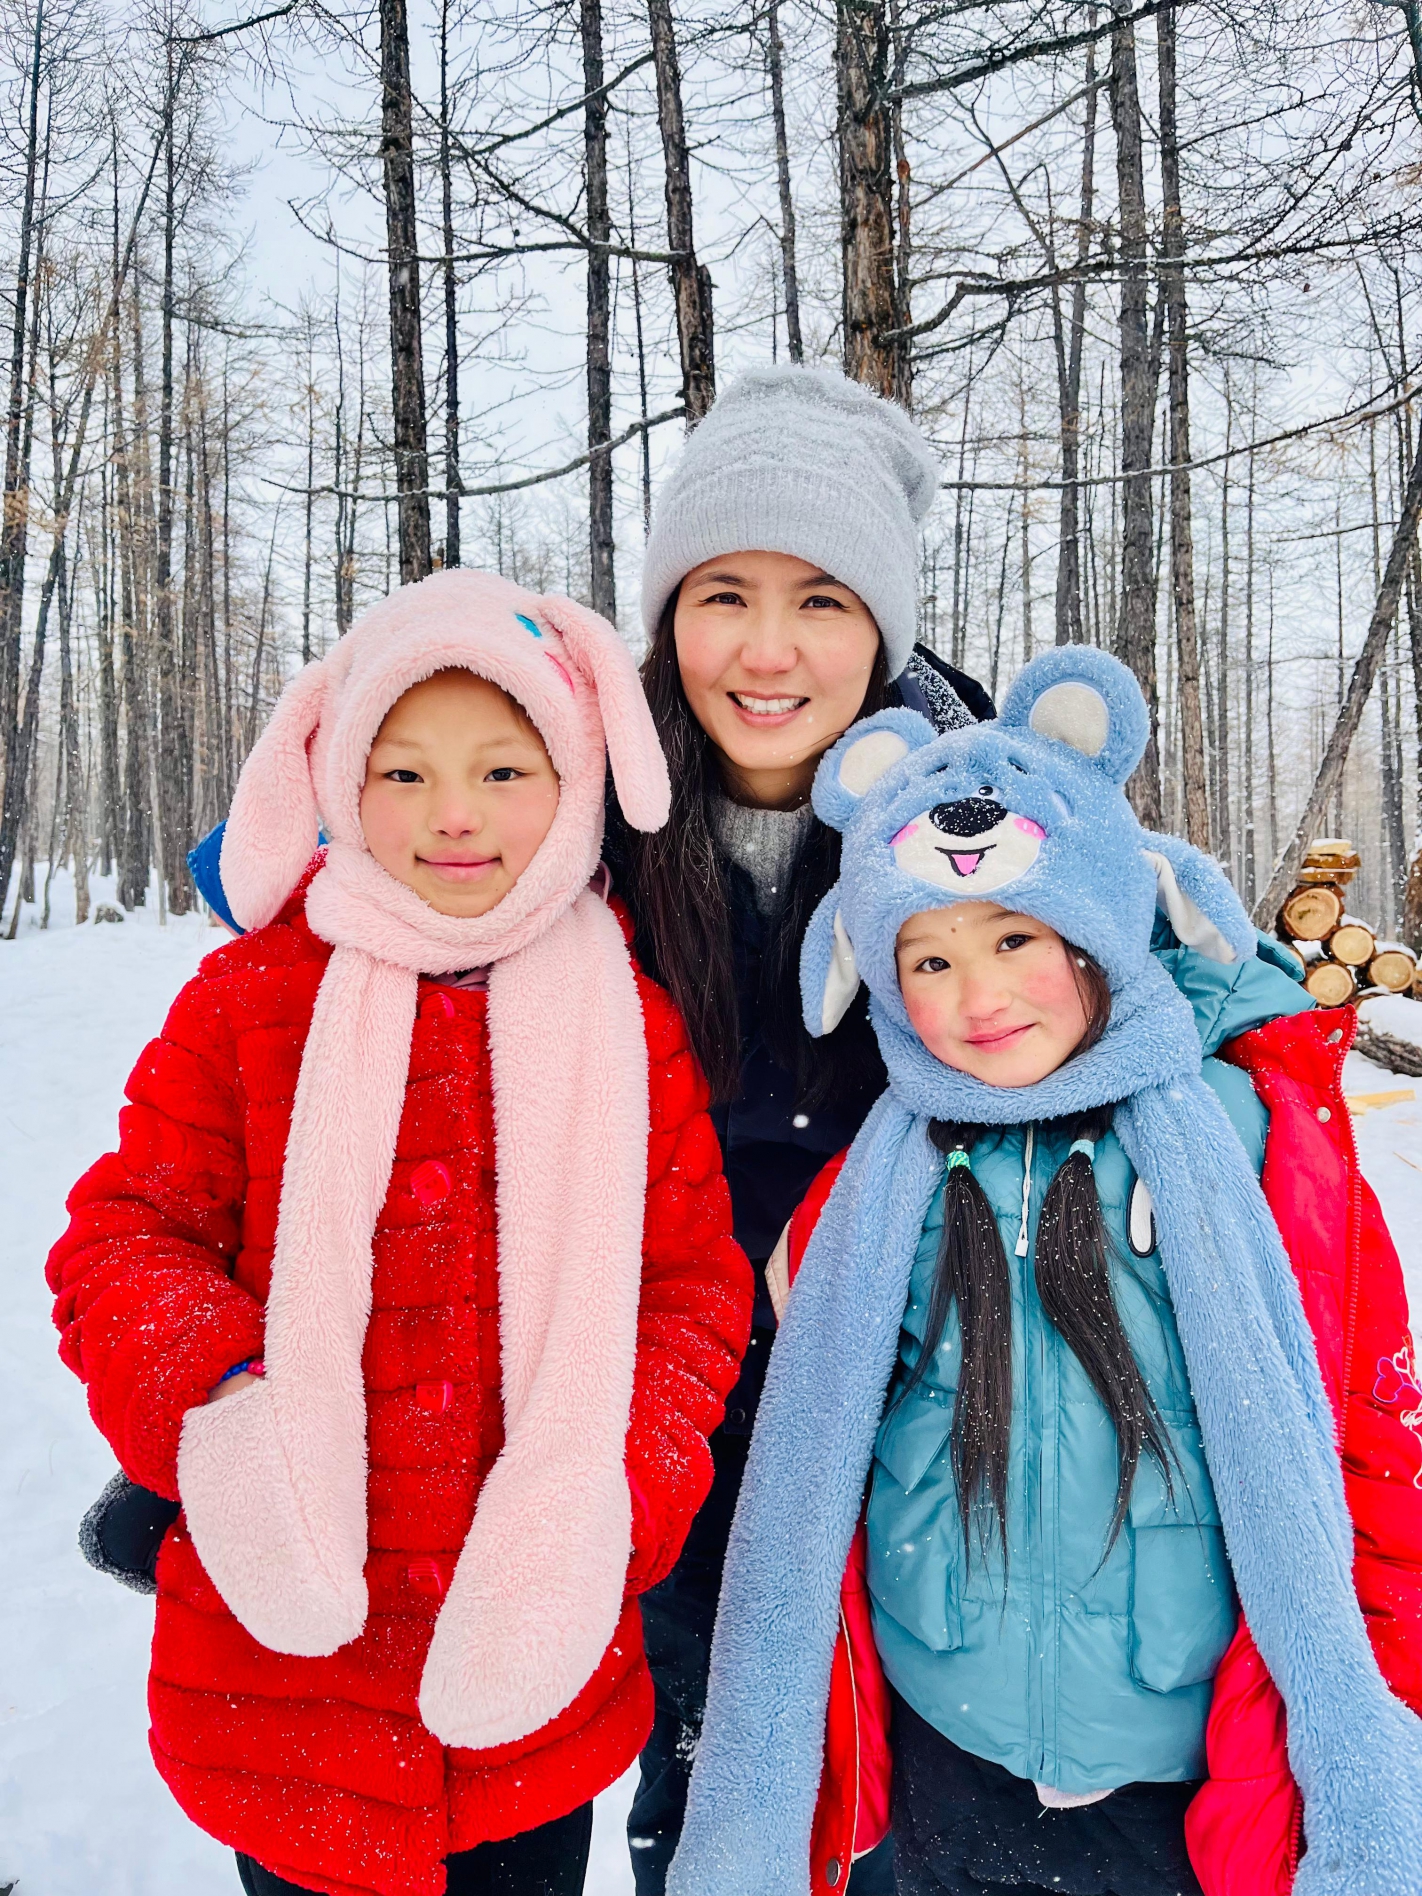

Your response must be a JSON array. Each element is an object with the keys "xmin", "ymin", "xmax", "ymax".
[{"xmin": 1016, "ymin": 1124, "xmax": 1035, "ymax": 1257}]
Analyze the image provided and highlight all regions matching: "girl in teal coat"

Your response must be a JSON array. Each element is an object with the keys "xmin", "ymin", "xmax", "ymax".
[{"xmin": 667, "ymin": 648, "xmax": 1422, "ymax": 1896}]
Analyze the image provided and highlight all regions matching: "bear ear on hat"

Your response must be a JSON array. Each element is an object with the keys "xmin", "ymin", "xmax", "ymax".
[
  {"xmin": 537, "ymin": 594, "xmax": 671, "ymax": 832},
  {"xmin": 220, "ymin": 657, "xmax": 328, "ymax": 931},
  {"xmin": 812, "ymin": 707, "xmax": 936, "ymax": 832},
  {"xmin": 997, "ymin": 647, "xmax": 1149, "ymax": 787},
  {"xmin": 800, "ymin": 888, "xmax": 863, "ymax": 1037},
  {"xmin": 1142, "ymin": 832, "xmax": 1255, "ymax": 966}
]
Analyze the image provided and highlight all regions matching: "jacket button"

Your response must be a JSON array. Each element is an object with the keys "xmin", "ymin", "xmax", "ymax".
[
  {"xmin": 1317, "ymin": 1106, "xmax": 1332, "ymax": 1123},
  {"xmin": 425, "ymin": 991, "xmax": 456, "ymax": 1019},
  {"xmin": 407, "ymin": 1558, "xmax": 445, "ymax": 1599},
  {"xmin": 825, "ymin": 1859, "xmax": 842, "ymax": 1887},
  {"xmin": 416, "ymin": 1380, "xmax": 454, "ymax": 1414},
  {"xmin": 410, "ymin": 1159, "xmax": 452, "ymax": 1205},
  {"xmin": 1326, "ymin": 1027, "xmax": 1343, "ymax": 1044}
]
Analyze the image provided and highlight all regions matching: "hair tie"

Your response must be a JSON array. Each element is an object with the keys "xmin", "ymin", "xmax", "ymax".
[
  {"xmin": 947, "ymin": 1148, "xmax": 972, "ymax": 1170},
  {"xmin": 1069, "ymin": 1137, "xmax": 1096, "ymax": 1161}
]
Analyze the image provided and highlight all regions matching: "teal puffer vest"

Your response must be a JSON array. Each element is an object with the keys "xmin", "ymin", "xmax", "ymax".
[{"xmin": 866, "ymin": 939, "xmax": 1311, "ymax": 1794}]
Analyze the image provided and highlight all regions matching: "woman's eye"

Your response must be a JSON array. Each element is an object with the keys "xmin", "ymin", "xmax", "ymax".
[
  {"xmin": 385, "ymin": 769, "xmax": 422, "ymax": 784},
  {"xmin": 999, "ymin": 933, "xmax": 1032, "ymax": 952},
  {"xmin": 915, "ymin": 955, "xmax": 950, "ymax": 974},
  {"xmin": 703, "ymin": 590, "xmax": 744, "ymax": 606},
  {"xmin": 486, "ymin": 766, "xmax": 523, "ymax": 783},
  {"xmin": 803, "ymin": 593, "xmax": 845, "ymax": 610}
]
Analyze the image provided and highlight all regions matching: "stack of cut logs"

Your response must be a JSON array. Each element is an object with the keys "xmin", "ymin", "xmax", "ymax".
[{"xmin": 1275, "ymin": 839, "xmax": 1417, "ymax": 1006}]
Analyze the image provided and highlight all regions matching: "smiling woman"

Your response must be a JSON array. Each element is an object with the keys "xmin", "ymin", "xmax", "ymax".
[
  {"xmin": 604, "ymin": 363, "xmax": 993, "ymax": 1896},
  {"xmin": 672, "ymin": 552, "xmax": 882, "ymax": 811}
]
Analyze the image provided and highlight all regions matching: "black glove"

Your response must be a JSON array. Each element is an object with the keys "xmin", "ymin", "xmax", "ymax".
[{"xmin": 79, "ymin": 1472, "xmax": 181, "ymax": 1595}]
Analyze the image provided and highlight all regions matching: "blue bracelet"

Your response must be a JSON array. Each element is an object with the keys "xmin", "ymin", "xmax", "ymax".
[{"xmin": 217, "ymin": 1359, "xmax": 262, "ymax": 1384}]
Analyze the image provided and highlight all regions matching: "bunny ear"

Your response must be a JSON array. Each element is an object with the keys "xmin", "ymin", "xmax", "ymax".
[
  {"xmin": 220, "ymin": 659, "xmax": 328, "ymax": 930},
  {"xmin": 801, "ymin": 889, "xmax": 862, "ymax": 1037},
  {"xmin": 538, "ymin": 594, "xmax": 671, "ymax": 832}
]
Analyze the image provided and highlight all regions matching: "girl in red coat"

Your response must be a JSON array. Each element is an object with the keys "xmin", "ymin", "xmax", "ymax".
[{"xmin": 47, "ymin": 569, "xmax": 753, "ymax": 1896}]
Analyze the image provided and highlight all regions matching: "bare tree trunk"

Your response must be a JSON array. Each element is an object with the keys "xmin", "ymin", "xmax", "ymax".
[
  {"xmin": 836, "ymin": 0, "xmax": 909, "ymax": 404},
  {"xmin": 1242, "ymin": 434, "xmax": 1257, "ymax": 903},
  {"xmin": 380, "ymin": 0, "xmax": 431, "ymax": 584},
  {"xmin": 580, "ymin": 0, "xmax": 615, "ymax": 618},
  {"xmin": 154, "ymin": 83, "xmax": 193, "ymax": 912},
  {"xmin": 1054, "ymin": 26, "xmax": 1097, "ymax": 646},
  {"xmin": 1156, "ymin": 0, "xmax": 1207, "ymax": 846},
  {"xmin": 627, "ymin": 132, "xmax": 653, "ymax": 536},
  {"xmin": 1256, "ymin": 429, "xmax": 1422, "ymax": 923},
  {"xmin": 439, "ymin": 0, "xmax": 461, "ymax": 567},
  {"xmin": 57, "ymin": 535, "xmax": 88, "ymax": 921},
  {"xmin": 301, "ymin": 313, "xmax": 315, "ymax": 660},
  {"xmin": 1216, "ymin": 394, "xmax": 1233, "ymax": 871},
  {"xmin": 765, "ymin": 0, "xmax": 803, "ymax": 363},
  {"xmin": 0, "ymin": 0, "xmax": 45, "ymax": 789},
  {"xmin": 1109, "ymin": 0, "xmax": 1160, "ymax": 825},
  {"xmin": 648, "ymin": 0, "xmax": 715, "ymax": 424}
]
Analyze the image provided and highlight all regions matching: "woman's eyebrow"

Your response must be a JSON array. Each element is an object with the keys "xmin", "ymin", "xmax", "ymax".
[
  {"xmin": 692, "ymin": 569, "xmax": 752, "ymax": 586},
  {"xmin": 795, "ymin": 572, "xmax": 845, "ymax": 589}
]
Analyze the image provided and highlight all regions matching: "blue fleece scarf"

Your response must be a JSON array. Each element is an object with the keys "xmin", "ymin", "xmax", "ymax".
[{"xmin": 669, "ymin": 649, "xmax": 1422, "ymax": 1896}]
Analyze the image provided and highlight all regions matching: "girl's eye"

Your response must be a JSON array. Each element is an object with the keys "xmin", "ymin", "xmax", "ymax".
[
  {"xmin": 803, "ymin": 593, "xmax": 844, "ymax": 610},
  {"xmin": 486, "ymin": 766, "xmax": 523, "ymax": 783},
  {"xmin": 999, "ymin": 933, "xmax": 1032, "ymax": 952},
  {"xmin": 385, "ymin": 768, "xmax": 422, "ymax": 784},
  {"xmin": 915, "ymin": 955, "xmax": 951, "ymax": 974}
]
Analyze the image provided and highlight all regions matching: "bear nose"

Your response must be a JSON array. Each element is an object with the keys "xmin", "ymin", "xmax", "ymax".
[{"xmin": 928, "ymin": 797, "xmax": 1002, "ymax": 838}]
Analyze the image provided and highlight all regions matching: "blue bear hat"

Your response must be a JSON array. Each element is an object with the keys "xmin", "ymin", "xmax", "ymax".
[
  {"xmin": 669, "ymin": 644, "xmax": 1422, "ymax": 1896},
  {"xmin": 802, "ymin": 645, "xmax": 1254, "ymax": 1049}
]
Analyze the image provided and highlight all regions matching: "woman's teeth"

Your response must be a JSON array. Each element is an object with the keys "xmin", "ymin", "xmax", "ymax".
[{"xmin": 731, "ymin": 693, "xmax": 807, "ymax": 715}]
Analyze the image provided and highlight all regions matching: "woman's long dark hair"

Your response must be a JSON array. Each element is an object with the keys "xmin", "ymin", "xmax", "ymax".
[
  {"xmin": 901, "ymin": 956, "xmax": 1173, "ymax": 1562},
  {"xmin": 612, "ymin": 594, "xmax": 890, "ymax": 1106}
]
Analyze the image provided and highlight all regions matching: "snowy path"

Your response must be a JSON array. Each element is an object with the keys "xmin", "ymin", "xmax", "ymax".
[{"xmin": 4, "ymin": 888, "xmax": 1422, "ymax": 1894}]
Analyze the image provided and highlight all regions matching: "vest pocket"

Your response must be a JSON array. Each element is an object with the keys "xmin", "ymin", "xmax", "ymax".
[
  {"xmin": 867, "ymin": 1395, "xmax": 965, "ymax": 1653},
  {"xmin": 1127, "ymin": 1424, "xmax": 1237, "ymax": 1694}
]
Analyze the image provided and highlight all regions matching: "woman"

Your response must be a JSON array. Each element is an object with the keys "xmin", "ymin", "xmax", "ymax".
[
  {"xmin": 609, "ymin": 366, "xmax": 989, "ymax": 1895},
  {"xmin": 80, "ymin": 364, "xmax": 989, "ymax": 1894}
]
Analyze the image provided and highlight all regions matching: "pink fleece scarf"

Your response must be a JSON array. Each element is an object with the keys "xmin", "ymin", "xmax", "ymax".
[{"xmin": 175, "ymin": 570, "xmax": 670, "ymax": 1750}]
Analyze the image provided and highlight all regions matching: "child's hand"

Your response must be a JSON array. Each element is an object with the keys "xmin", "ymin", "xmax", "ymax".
[{"xmin": 208, "ymin": 1371, "xmax": 258, "ymax": 1402}]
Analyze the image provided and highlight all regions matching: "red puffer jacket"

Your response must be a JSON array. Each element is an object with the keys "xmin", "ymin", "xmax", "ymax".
[
  {"xmin": 792, "ymin": 1008, "xmax": 1422, "ymax": 1895},
  {"xmin": 48, "ymin": 887, "xmax": 752, "ymax": 1896}
]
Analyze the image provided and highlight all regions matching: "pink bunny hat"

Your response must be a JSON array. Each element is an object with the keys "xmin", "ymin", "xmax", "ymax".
[
  {"xmin": 219, "ymin": 566, "xmax": 668, "ymax": 944},
  {"xmin": 177, "ymin": 569, "xmax": 673, "ymax": 1753}
]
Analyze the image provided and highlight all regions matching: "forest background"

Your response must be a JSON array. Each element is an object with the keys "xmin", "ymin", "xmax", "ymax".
[{"xmin": 0, "ymin": 0, "xmax": 1419, "ymax": 941}]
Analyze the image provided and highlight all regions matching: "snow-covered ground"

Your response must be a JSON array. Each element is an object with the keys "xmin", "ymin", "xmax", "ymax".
[{"xmin": 4, "ymin": 875, "xmax": 1422, "ymax": 1894}]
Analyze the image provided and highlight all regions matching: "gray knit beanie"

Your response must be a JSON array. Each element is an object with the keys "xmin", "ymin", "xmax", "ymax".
[{"xmin": 640, "ymin": 365, "xmax": 939, "ymax": 678}]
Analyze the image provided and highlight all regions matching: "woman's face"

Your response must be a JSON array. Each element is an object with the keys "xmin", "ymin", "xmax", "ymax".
[{"xmin": 673, "ymin": 550, "xmax": 881, "ymax": 809}]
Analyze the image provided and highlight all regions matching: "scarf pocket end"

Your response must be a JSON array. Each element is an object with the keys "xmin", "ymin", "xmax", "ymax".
[{"xmin": 177, "ymin": 1379, "xmax": 369, "ymax": 1656}]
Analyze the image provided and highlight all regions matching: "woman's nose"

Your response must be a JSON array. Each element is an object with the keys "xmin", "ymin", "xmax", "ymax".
[{"xmin": 737, "ymin": 603, "xmax": 800, "ymax": 674}]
